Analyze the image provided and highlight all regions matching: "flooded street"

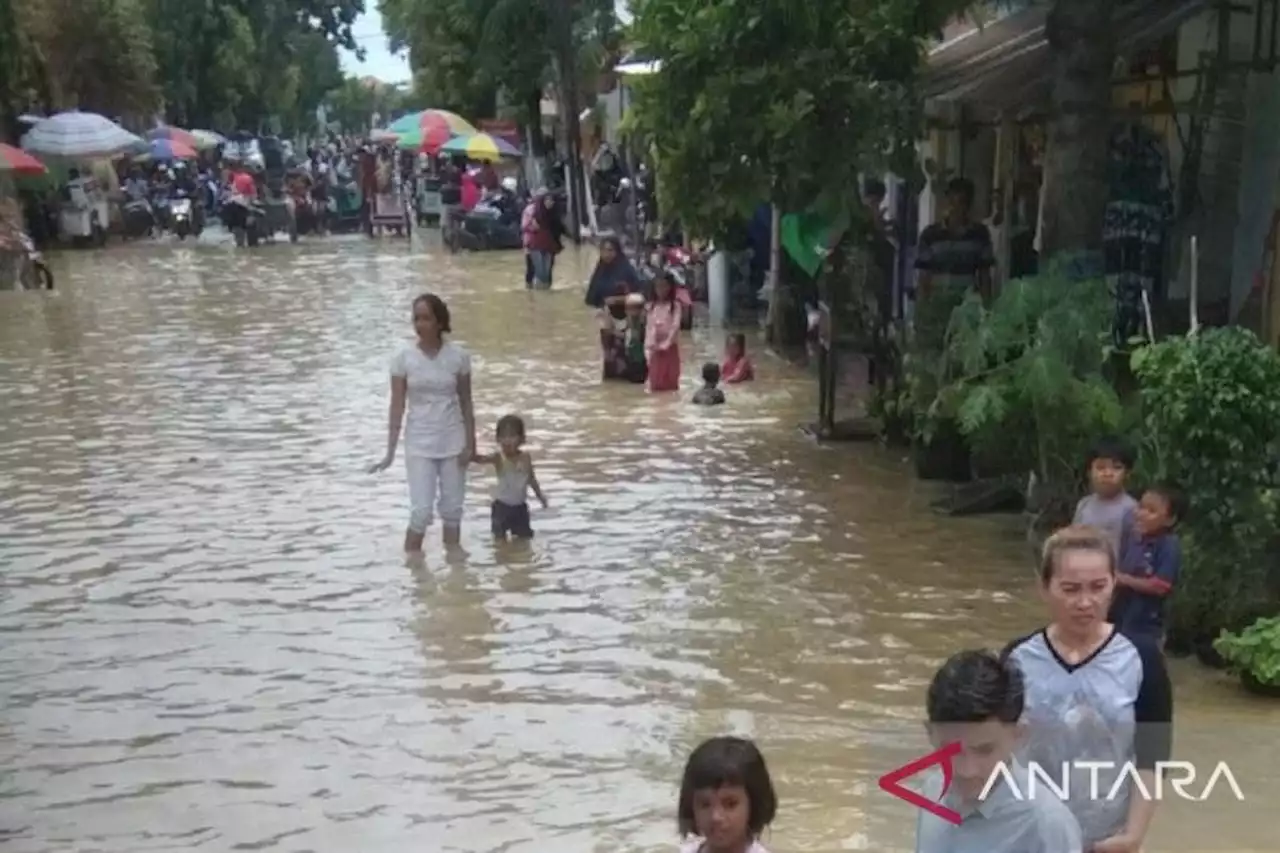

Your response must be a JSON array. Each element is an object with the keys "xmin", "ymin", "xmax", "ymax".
[{"xmin": 1, "ymin": 234, "xmax": 1275, "ymax": 852}]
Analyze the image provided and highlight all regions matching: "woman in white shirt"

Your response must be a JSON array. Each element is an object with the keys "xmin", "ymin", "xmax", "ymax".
[{"xmin": 370, "ymin": 294, "xmax": 477, "ymax": 552}]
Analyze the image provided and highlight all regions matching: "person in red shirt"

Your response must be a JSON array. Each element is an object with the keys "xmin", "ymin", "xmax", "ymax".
[
  {"xmin": 229, "ymin": 165, "xmax": 257, "ymax": 199},
  {"xmin": 460, "ymin": 170, "xmax": 480, "ymax": 210},
  {"xmin": 721, "ymin": 333, "xmax": 755, "ymax": 383}
]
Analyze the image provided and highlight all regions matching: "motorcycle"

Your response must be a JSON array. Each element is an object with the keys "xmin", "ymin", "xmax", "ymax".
[
  {"xmin": 17, "ymin": 232, "xmax": 54, "ymax": 290},
  {"xmin": 170, "ymin": 193, "xmax": 203, "ymax": 240},
  {"xmin": 640, "ymin": 242, "xmax": 695, "ymax": 330},
  {"xmin": 291, "ymin": 187, "xmax": 321, "ymax": 236},
  {"xmin": 121, "ymin": 198, "xmax": 155, "ymax": 239},
  {"xmin": 444, "ymin": 189, "xmax": 524, "ymax": 252},
  {"xmin": 221, "ymin": 194, "xmax": 266, "ymax": 247},
  {"xmin": 150, "ymin": 192, "xmax": 172, "ymax": 233}
]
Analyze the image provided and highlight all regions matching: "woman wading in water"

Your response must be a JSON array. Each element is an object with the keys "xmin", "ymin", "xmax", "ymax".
[{"xmin": 370, "ymin": 294, "xmax": 477, "ymax": 552}]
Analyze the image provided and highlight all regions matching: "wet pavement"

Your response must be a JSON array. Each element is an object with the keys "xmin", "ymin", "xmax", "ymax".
[{"xmin": 0, "ymin": 231, "xmax": 1276, "ymax": 852}]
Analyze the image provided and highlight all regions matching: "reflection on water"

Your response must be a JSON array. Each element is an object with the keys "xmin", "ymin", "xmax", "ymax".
[{"xmin": 0, "ymin": 234, "xmax": 1275, "ymax": 852}]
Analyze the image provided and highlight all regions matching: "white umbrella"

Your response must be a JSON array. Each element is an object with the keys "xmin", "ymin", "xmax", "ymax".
[
  {"xmin": 190, "ymin": 129, "xmax": 226, "ymax": 148},
  {"xmin": 20, "ymin": 110, "xmax": 145, "ymax": 160}
]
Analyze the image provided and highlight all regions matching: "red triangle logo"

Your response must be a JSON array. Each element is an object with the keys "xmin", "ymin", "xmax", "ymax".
[{"xmin": 877, "ymin": 741, "xmax": 964, "ymax": 826}]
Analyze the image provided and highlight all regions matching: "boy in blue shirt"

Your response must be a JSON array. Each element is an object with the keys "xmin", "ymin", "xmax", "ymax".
[{"xmin": 1108, "ymin": 482, "xmax": 1185, "ymax": 641}]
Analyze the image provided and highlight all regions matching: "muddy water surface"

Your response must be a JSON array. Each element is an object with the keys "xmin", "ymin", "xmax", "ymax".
[{"xmin": 0, "ymin": 233, "xmax": 1275, "ymax": 852}]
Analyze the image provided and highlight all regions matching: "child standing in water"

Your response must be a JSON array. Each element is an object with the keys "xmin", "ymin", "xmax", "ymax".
[
  {"xmin": 678, "ymin": 736, "xmax": 776, "ymax": 853},
  {"xmin": 646, "ymin": 270, "xmax": 684, "ymax": 392},
  {"xmin": 721, "ymin": 333, "xmax": 754, "ymax": 383},
  {"xmin": 472, "ymin": 414, "xmax": 547, "ymax": 539}
]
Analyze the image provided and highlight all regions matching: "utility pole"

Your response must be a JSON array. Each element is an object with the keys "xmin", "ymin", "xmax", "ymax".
[{"xmin": 554, "ymin": 0, "xmax": 586, "ymax": 243}]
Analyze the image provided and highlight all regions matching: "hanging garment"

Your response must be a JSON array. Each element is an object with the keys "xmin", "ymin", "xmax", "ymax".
[{"xmin": 1103, "ymin": 123, "xmax": 1173, "ymax": 344}]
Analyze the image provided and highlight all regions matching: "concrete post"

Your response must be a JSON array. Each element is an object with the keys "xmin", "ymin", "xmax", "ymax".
[{"xmin": 708, "ymin": 248, "xmax": 728, "ymax": 327}]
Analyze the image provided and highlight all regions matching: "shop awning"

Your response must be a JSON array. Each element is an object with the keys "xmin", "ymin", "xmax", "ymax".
[{"xmin": 923, "ymin": 0, "xmax": 1211, "ymax": 111}]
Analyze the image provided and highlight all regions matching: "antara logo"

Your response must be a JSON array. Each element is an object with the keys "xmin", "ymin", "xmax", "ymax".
[{"xmin": 878, "ymin": 744, "xmax": 1246, "ymax": 827}]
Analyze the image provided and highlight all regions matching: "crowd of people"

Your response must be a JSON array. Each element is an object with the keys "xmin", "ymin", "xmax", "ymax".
[
  {"xmin": 582, "ymin": 236, "xmax": 753, "ymax": 401},
  {"xmin": 366, "ymin": 266, "xmax": 1183, "ymax": 853}
]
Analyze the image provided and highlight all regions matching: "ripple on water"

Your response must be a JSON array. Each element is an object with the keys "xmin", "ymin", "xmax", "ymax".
[{"xmin": 0, "ymin": 238, "xmax": 1275, "ymax": 853}]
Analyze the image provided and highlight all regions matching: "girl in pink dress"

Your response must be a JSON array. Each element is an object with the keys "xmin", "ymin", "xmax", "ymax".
[
  {"xmin": 677, "ymin": 736, "xmax": 776, "ymax": 853},
  {"xmin": 645, "ymin": 271, "xmax": 683, "ymax": 392}
]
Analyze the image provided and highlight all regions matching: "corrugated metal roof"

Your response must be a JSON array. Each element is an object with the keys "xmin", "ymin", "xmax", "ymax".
[{"xmin": 924, "ymin": 0, "xmax": 1212, "ymax": 109}]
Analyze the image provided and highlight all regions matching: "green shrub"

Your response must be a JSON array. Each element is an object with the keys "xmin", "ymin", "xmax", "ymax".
[
  {"xmin": 1214, "ymin": 616, "xmax": 1280, "ymax": 687},
  {"xmin": 1131, "ymin": 327, "xmax": 1280, "ymax": 637}
]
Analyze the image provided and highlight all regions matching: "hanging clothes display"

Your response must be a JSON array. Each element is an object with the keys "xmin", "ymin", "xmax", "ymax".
[{"xmin": 1103, "ymin": 123, "xmax": 1174, "ymax": 345}]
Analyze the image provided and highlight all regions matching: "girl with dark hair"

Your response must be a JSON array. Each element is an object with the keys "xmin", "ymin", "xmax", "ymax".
[
  {"xmin": 525, "ymin": 192, "xmax": 563, "ymax": 289},
  {"xmin": 677, "ymin": 736, "xmax": 776, "ymax": 853},
  {"xmin": 645, "ymin": 270, "xmax": 683, "ymax": 392},
  {"xmin": 369, "ymin": 293, "xmax": 477, "ymax": 552}
]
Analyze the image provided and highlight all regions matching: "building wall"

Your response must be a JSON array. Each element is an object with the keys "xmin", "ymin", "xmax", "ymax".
[
  {"xmin": 1164, "ymin": 9, "xmax": 1258, "ymax": 304},
  {"xmin": 1229, "ymin": 71, "xmax": 1280, "ymax": 318}
]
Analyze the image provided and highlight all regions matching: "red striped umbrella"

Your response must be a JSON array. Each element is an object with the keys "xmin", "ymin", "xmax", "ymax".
[{"xmin": 0, "ymin": 143, "xmax": 46, "ymax": 175}]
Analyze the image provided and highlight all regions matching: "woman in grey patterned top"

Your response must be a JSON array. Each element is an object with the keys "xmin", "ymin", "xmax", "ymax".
[{"xmin": 1001, "ymin": 526, "xmax": 1172, "ymax": 853}]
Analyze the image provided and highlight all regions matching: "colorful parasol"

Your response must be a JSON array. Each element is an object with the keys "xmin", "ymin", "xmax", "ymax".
[
  {"xmin": 144, "ymin": 138, "xmax": 199, "ymax": 161},
  {"xmin": 438, "ymin": 132, "xmax": 522, "ymax": 162},
  {"xmin": 391, "ymin": 109, "xmax": 477, "ymax": 154},
  {"xmin": 0, "ymin": 143, "xmax": 47, "ymax": 175},
  {"xmin": 368, "ymin": 127, "xmax": 400, "ymax": 144},
  {"xmin": 147, "ymin": 126, "xmax": 202, "ymax": 149}
]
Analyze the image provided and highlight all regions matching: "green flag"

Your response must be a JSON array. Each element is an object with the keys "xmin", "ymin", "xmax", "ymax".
[{"xmin": 781, "ymin": 209, "xmax": 846, "ymax": 277}]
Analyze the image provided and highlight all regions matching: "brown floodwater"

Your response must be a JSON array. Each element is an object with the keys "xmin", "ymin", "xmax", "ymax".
[{"xmin": 0, "ymin": 232, "xmax": 1275, "ymax": 852}]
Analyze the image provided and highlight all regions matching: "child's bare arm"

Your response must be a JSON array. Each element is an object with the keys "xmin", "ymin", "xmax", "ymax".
[{"xmin": 527, "ymin": 455, "xmax": 548, "ymax": 507}]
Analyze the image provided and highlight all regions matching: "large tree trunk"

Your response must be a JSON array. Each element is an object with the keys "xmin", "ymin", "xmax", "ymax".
[{"xmin": 1038, "ymin": 0, "xmax": 1116, "ymax": 261}]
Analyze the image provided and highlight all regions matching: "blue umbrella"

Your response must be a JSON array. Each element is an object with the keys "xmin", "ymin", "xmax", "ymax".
[{"xmin": 145, "ymin": 137, "xmax": 198, "ymax": 161}]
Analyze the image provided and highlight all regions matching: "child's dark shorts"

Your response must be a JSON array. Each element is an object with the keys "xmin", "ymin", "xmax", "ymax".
[{"xmin": 491, "ymin": 499, "xmax": 533, "ymax": 538}]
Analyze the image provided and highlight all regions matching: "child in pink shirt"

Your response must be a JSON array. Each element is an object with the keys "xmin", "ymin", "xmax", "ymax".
[{"xmin": 721, "ymin": 333, "xmax": 754, "ymax": 383}]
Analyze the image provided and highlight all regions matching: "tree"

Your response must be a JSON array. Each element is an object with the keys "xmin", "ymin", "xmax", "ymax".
[
  {"xmin": 146, "ymin": 0, "xmax": 351, "ymax": 131},
  {"xmin": 0, "ymin": 0, "xmax": 43, "ymax": 140},
  {"xmin": 13, "ymin": 0, "xmax": 160, "ymax": 122},
  {"xmin": 1035, "ymin": 0, "xmax": 1115, "ymax": 261},
  {"xmin": 325, "ymin": 76, "xmax": 410, "ymax": 132},
  {"xmin": 629, "ymin": 0, "xmax": 968, "ymax": 240},
  {"xmin": 378, "ymin": 0, "xmax": 618, "ymax": 146}
]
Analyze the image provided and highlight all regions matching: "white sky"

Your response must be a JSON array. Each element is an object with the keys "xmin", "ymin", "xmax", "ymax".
[{"xmin": 340, "ymin": 7, "xmax": 411, "ymax": 84}]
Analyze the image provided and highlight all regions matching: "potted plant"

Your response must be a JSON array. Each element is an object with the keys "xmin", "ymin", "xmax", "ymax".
[
  {"xmin": 867, "ymin": 386, "xmax": 912, "ymax": 447},
  {"xmin": 930, "ymin": 266, "xmax": 1121, "ymax": 496},
  {"xmin": 1213, "ymin": 616, "xmax": 1280, "ymax": 698}
]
